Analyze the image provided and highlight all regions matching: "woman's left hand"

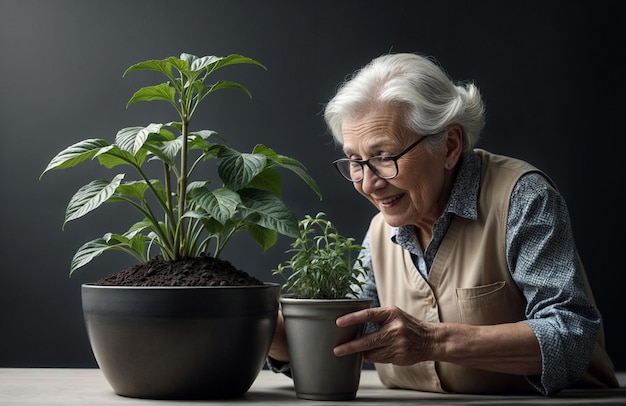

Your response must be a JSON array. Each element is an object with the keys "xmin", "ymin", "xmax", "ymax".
[{"xmin": 333, "ymin": 305, "xmax": 435, "ymax": 366}]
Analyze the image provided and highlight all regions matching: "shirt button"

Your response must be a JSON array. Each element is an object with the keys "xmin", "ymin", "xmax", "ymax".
[{"xmin": 428, "ymin": 295, "xmax": 437, "ymax": 307}]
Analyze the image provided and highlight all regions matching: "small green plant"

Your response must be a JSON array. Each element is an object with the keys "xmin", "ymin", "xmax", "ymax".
[
  {"xmin": 273, "ymin": 212, "xmax": 368, "ymax": 299},
  {"xmin": 41, "ymin": 52, "xmax": 321, "ymax": 275}
]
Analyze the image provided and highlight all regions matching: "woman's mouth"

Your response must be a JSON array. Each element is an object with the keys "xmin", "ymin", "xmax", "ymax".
[{"xmin": 378, "ymin": 194, "xmax": 403, "ymax": 207}]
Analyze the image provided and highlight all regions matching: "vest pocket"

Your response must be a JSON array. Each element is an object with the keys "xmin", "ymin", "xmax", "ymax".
[{"xmin": 456, "ymin": 281, "xmax": 515, "ymax": 325}]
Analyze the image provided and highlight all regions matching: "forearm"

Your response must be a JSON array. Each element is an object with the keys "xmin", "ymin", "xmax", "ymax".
[
  {"xmin": 433, "ymin": 321, "xmax": 542, "ymax": 376},
  {"xmin": 268, "ymin": 310, "xmax": 290, "ymax": 362}
]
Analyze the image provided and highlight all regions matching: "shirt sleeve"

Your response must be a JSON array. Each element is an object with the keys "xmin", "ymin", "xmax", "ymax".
[
  {"xmin": 355, "ymin": 231, "xmax": 381, "ymax": 334},
  {"xmin": 506, "ymin": 172, "xmax": 600, "ymax": 395},
  {"xmin": 266, "ymin": 355, "xmax": 292, "ymax": 377}
]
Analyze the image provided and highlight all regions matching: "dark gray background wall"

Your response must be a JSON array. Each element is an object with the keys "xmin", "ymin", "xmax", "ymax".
[{"xmin": 1, "ymin": 0, "xmax": 624, "ymax": 371}]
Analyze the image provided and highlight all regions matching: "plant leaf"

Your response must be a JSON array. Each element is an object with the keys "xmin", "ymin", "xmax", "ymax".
[
  {"xmin": 70, "ymin": 233, "xmax": 127, "ymax": 274},
  {"xmin": 115, "ymin": 123, "xmax": 163, "ymax": 155},
  {"xmin": 184, "ymin": 210, "xmax": 226, "ymax": 234},
  {"xmin": 123, "ymin": 57, "xmax": 186, "ymax": 80},
  {"xmin": 203, "ymin": 80, "xmax": 252, "ymax": 99},
  {"xmin": 185, "ymin": 54, "xmax": 222, "ymax": 71},
  {"xmin": 95, "ymin": 144, "xmax": 147, "ymax": 169},
  {"xmin": 71, "ymin": 237, "xmax": 115, "ymax": 275},
  {"xmin": 245, "ymin": 223, "xmax": 277, "ymax": 251},
  {"xmin": 41, "ymin": 139, "xmax": 110, "ymax": 177},
  {"xmin": 189, "ymin": 130, "xmax": 221, "ymax": 152},
  {"xmin": 190, "ymin": 187, "xmax": 241, "ymax": 225},
  {"xmin": 64, "ymin": 174, "xmax": 125, "ymax": 227},
  {"xmin": 217, "ymin": 148, "xmax": 266, "ymax": 190},
  {"xmin": 108, "ymin": 179, "xmax": 167, "ymax": 206},
  {"xmin": 252, "ymin": 144, "xmax": 322, "ymax": 199},
  {"xmin": 127, "ymin": 232, "xmax": 147, "ymax": 257},
  {"xmin": 280, "ymin": 163, "xmax": 323, "ymax": 199},
  {"xmin": 186, "ymin": 181, "xmax": 209, "ymax": 193},
  {"xmin": 126, "ymin": 219, "xmax": 154, "ymax": 238},
  {"xmin": 208, "ymin": 54, "xmax": 267, "ymax": 72},
  {"xmin": 152, "ymin": 138, "xmax": 181, "ymax": 165},
  {"xmin": 189, "ymin": 129, "xmax": 220, "ymax": 142},
  {"xmin": 246, "ymin": 167, "xmax": 282, "ymax": 197},
  {"xmin": 70, "ymin": 232, "xmax": 147, "ymax": 275},
  {"xmin": 126, "ymin": 83, "xmax": 176, "ymax": 108},
  {"xmin": 115, "ymin": 180, "xmax": 150, "ymax": 200},
  {"xmin": 239, "ymin": 188, "xmax": 298, "ymax": 237}
]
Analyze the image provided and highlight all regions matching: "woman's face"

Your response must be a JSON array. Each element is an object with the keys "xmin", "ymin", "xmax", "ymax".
[{"xmin": 340, "ymin": 106, "xmax": 455, "ymax": 230}]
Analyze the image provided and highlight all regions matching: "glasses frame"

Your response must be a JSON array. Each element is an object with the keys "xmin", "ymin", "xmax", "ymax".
[{"xmin": 332, "ymin": 134, "xmax": 431, "ymax": 183}]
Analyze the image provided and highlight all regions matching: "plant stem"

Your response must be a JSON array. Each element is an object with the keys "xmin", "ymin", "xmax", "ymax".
[
  {"xmin": 163, "ymin": 162, "xmax": 175, "ymax": 248},
  {"xmin": 175, "ymin": 116, "xmax": 189, "ymax": 259}
]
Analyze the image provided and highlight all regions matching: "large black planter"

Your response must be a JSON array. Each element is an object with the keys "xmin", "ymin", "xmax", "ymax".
[{"xmin": 82, "ymin": 283, "xmax": 280, "ymax": 399}]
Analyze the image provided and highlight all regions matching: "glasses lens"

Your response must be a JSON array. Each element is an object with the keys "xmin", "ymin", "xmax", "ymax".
[
  {"xmin": 369, "ymin": 157, "xmax": 397, "ymax": 179},
  {"xmin": 334, "ymin": 160, "xmax": 363, "ymax": 181},
  {"xmin": 334, "ymin": 160, "xmax": 358, "ymax": 181},
  {"xmin": 348, "ymin": 161, "xmax": 364, "ymax": 180}
]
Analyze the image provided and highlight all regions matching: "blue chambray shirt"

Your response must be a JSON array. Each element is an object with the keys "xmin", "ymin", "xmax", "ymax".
[{"xmin": 356, "ymin": 150, "xmax": 600, "ymax": 395}]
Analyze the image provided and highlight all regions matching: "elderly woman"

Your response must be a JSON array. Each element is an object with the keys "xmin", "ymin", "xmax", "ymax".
[{"xmin": 268, "ymin": 53, "xmax": 618, "ymax": 395}]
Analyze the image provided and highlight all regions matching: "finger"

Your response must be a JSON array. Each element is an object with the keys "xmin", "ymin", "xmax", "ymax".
[
  {"xmin": 336, "ymin": 307, "xmax": 389, "ymax": 327},
  {"xmin": 361, "ymin": 337, "xmax": 410, "ymax": 365},
  {"xmin": 334, "ymin": 330, "xmax": 385, "ymax": 357}
]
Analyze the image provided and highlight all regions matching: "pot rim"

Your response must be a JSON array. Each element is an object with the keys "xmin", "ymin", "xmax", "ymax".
[
  {"xmin": 279, "ymin": 295, "xmax": 374, "ymax": 304},
  {"xmin": 82, "ymin": 282, "xmax": 280, "ymax": 290}
]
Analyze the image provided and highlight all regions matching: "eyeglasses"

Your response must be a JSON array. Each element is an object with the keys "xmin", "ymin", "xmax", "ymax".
[{"xmin": 333, "ymin": 135, "xmax": 430, "ymax": 182}]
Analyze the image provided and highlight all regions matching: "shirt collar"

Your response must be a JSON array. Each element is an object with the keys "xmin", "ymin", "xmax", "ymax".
[{"xmin": 392, "ymin": 150, "xmax": 481, "ymax": 243}]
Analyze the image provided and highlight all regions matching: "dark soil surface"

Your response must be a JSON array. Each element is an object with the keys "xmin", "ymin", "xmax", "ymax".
[{"xmin": 96, "ymin": 253, "xmax": 264, "ymax": 287}]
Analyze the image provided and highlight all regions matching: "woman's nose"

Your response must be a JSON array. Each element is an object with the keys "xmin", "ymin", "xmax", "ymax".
[{"xmin": 360, "ymin": 165, "xmax": 384, "ymax": 193}]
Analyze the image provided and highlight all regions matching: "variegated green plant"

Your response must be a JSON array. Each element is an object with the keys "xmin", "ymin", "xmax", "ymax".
[{"xmin": 41, "ymin": 52, "xmax": 321, "ymax": 275}]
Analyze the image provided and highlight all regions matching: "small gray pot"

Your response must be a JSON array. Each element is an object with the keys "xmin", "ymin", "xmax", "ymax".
[
  {"xmin": 82, "ymin": 283, "xmax": 280, "ymax": 399},
  {"xmin": 280, "ymin": 296, "xmax": 373, "ymax": 401}
]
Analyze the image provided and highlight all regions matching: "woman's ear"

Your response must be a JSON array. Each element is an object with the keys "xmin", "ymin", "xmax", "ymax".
[{"xmin": 445, "ymin": 125, "xmax": 464, "ymax": 169}]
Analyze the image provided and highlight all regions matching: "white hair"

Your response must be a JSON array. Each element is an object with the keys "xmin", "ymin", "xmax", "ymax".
[{"xmin": 324, "ymin": 53, "xmax": 485, "ymax": 153}]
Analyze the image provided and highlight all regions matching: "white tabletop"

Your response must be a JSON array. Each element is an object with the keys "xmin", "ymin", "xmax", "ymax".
[{"xmin": 1, "ymin": 368, "xmax": 625, "ymax": 405}]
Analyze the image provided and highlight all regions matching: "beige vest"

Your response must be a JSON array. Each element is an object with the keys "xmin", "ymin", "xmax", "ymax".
[{"xmin": 369, "ymin": 149, "xmax": 618, "ymax": 394}]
